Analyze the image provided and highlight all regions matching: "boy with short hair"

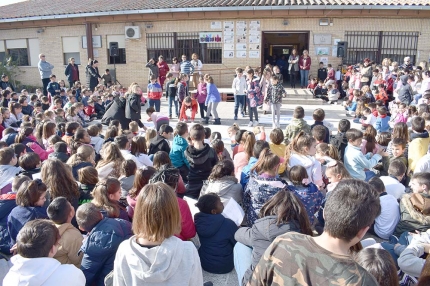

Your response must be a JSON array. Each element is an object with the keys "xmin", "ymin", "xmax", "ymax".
[
  {"xmin": 284, "ymin": 106, "xmax": 311, "ymax": 144},
  {"xmin": 101, "ymin": 69, "xmax": 112, "ymax": 87},
  {"xmin": 29, "ymin": 94, "xmax": 39, "ymax": 106},
  {"xmin": 232, "ymin": 67, "xmax": 247, "ymax": 120},
  {"xmin": 329, "ymin": 119, "xmax": 350, "ymax": 162},
  {"xmin": 269, "ymin": 129, "xmax": 286, "ymax": 174},
  {"xmin": 19, "ymin": 97, "xmax": 33, "ymax": 116},
  {"xmin": 76, "ymin": 203, "xmax": 132, "ymax": 286},
  {"xmin": 317, "ymin": 62, "xmax": 327, "ymax": 82},
  {"xmin": 184, "ymin": 124, "xmax": 218, "ymax": 199},
  {"xmin": 47, "ymin": 197, "xmax": 83, "ymax": 267},
  {"xmin": 374, "ymin": 106, "xmax": 390, "ymax": 133},
  {"xmin": 170, "ymin": 122, "xmax": 190, "ymax": 182},
  {"xmin": 81, "ymin": 88, "xmax": 90, "ymax": 107},
  {"xmin": 390, "ymin": 138, "xmax": 408, "ymax": 167},
  {"xmin": 41, "ymin": 96, "xmax": 50, "ymax": 111},
  {"xmin": 147, "ymin": 74, "xmax": 163, "ymax": 112},
  {"xmin": 359, "ymin": 107, "xmax": 377, "ymax": 130},
  {"xmin": 312, "ymin": 125, "xmax": 327, "ymax": 145},
  {"xmin": 54, "ymin": 108, "xmax": 66, "ymax": 124},
  {"xmin": 248, "ymin": 179, "xmax": 380, "ymax": 286},
  {"xmin": 115, "ymin": 135, "xmax": 142, "ymax": 168},
  {"xmin": 344, "ymin": 128, "xmax": 384, "ymax": 181},
  {"xmin": 311, "ymin": 108, "xmax": 329, "ymax": 143},
  {"xmin": 18, "ymin": 152, "xmax": 41, "ymax": 179},
  {"xmin": 64, "ymin": 94, "xmax": 76, "ymax": 111},
  {"xmin": 48, "ymin": 141, "xmax": 70, "ymax": 162},
  {"xmin": 148, "ymin": 124, "xmax": 173, "ymax": 155},
  {"xmin": 408, "ymin": 116, "xmax": 430, "ymax": 173},
  {"xmin": 313, "ymin": 80, "xmax": 327, "ymax": 99},
  {"xmin": 380, "ymin": 159, "xmax": 407, "ymax": 200},
  {"xmin": 3, "ymin": 220, "xmax": 86, "ymax": 285},
  {"xmin": 87, "ymin": 125, "xmax": 104, "ymax": 154},
  {"xmin": 47, "ymin": 74, "xmax": 61, "ymax": 96},
  {"xmin": 0, "ymin": 147, "xmax": 21, "ymax": 193}
]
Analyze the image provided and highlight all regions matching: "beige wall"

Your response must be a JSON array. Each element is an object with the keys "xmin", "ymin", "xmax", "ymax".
[{"xmin": 1, "ymin": 17, "xmax": 429, "ymax": 89}]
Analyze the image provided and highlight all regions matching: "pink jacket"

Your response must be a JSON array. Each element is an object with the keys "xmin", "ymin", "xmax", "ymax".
[
  {"xmin": 28, "ymin": 142, "xmax": 54, "ymax": 161},
  {"xmin": 233, "ymin": 151, "xmax": 250, "ymax": 181},
  {"xmin": 177, "ymin": 197, "xmax": 196, "ymax": 241},
  {"xmin": 196, "ymin": 83, "xmax": 207, "ymax": 104},
  {"xmin": 394, "ymin": 111, "xmax": 408, "ymax": 124}
]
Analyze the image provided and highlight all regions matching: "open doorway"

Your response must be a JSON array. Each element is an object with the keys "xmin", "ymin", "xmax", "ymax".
[{"xmin": 262, "ymin": 31, "xmax": 310, "ymax": 85}]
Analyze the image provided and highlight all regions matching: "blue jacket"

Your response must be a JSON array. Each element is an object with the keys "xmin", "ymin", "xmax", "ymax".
[
  {"xmin": 80, "ymin": 217, "xmax": 132, "ymax": 286},
  {"xmin": 375, "ymin": 115, "xmax": 391, "ymax": 133},
  {"xmin": 7, "ymin": 205, "xmax": 48, "ymax": 245},
  {"xmin": 205, "ymin": 83, "xmax": 221, "ymax": 105},
  {"xmin": 289, "ymin": 183, "xmax": 324, "ymax": 224},
  {"xmin": 47, "ymin": 81, "xmax": 60, "ymax": 96},
  {"xmin": 240, "ymin": 157, "xmax": 258, "ymax": 189},
  {"xmin": 346, "ymin": 101, "xmax": 357, "ymax": 112},
  {"xmin": 344, "ymin": 144, "xmax": 382, "ymax": 180},
  {"xmin": 194, "ymin": 212, "xmax": 237, "ymax": 274},
  {"xmin": 170, "ymin": 135, "xmax": 190, "ymax": 168},
  {"xmin": 0, "ymin": 194, "xmax": 16, "ymax": 254}
]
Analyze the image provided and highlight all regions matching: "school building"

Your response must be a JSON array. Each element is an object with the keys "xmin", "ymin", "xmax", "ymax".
[{"xmin": 0, "ymin": 0, "xmax": 429, "ymax": 89}]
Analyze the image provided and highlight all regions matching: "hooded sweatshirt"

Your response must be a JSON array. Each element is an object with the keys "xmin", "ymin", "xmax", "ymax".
[
  {"xmin": 284, "ymin": 118, "xmax": 311, "ymax": 143},
  {"xmin": 4, "ymin": 255, "xmax": 85, "ymax": 286},
  {"xmin": 113, "ymin": 235, "xmax": 203, "ymax": 286},
  {"xmin": 0, "ymin": 193, "xmax": 16, "ymax": 253},
  {"xmin": 194, "ymin": 212, "xmax": 237, "ymax": 274},
  {"xmin": 148, "ymin": 134, "xmax": 170, "ymax": 155},
  {"xmin": 0, "ymin": 165, "xmax": 22, "ymax": 190},
  {"xmin": 398, "ymin": 74, "xmax": 413, "ymax": 105},
  {"xmin": 170, "ymin": 135, "xmax": 190, "ymax": 168},
  {"xmin": 53, "ymin": 223, "xmax": 84, "ymax": 267},
  {"xmin": 408, "ymin": 131, "xmax": 430, "ymax": 172},
  {"xmin": 201, "ymin": 176, "xmax": 243, "ymax": 205},
  {"xmin": 288, "ymin": 153, "xmax": 324, "ymax": 187}
]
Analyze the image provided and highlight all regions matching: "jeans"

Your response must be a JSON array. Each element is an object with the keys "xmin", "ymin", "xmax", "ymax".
[
  {"xmin": 234, "ymin": 242, "xmax": 253, "ymax": 285},
  {"xmin": 199, "ymin": 102, "xmax": 206, "ymax": 118},
  {"xmin": 42, "ymin": 78, "xmax": 50, "ymax": 96},
  {"xmin": 206, "ymin": 102, "xmax": 219, "ymax": 119},
  {"xmin": 249, "ymin": 107, "xmax": 258, "ymax": 122},
  {"xmin": 414, "ymin": 93, "xmax": 422, "ymax": 105},
  {"xmin": 365, "ymin": 170, "xmax": 376, "ymax": 182},
  {"xmin": 234, "ymin": 94, "xmax": 246, "ymax": 117},
  {"xmin": 300, "ymin": 69, "xmax": 309, "ymax": 87},
  {"xmin": 290, "ymin": 71, "xmax": 298, "ymax": 88},
  {"xmin": 271, "ymin": 103, "xmax": 281, "ymax": 125},
  {"xmin": 168, "ymin": 97, "xmax": 179, "ymax": 117},
  {"xmin": 148, "ymin": 99, "xmax": 161, "ymax": 112},
  {"xmin": 380, "ymin": 232, "xmax": 412, "ymax": 267}
]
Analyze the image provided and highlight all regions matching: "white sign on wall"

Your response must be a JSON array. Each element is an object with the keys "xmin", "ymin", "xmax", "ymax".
[
  {"xmin": 82, "ymin": 36, "xmax": 102, "ymax": 49},
  {"xmin": 314, "ymin": 34, "xmax": 332, "ymax": 45}
]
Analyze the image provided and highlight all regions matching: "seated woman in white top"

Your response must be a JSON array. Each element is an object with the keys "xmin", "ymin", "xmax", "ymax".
[{"xmin": 113, "ymin": 182, "xmax": 203, "ymax": 286}]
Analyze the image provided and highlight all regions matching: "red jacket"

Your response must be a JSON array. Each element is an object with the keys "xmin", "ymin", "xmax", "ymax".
[
  {"xmin": 177, "ymin": 197, "xmax": 196, "ymax": 241},
  {"xmin": 298, "ymin": 56, "xmax": 311, "ymax": 70},
  {"xmin": 84, "ymin": 105, "xmax": 95, "ymax": 115},
  {"xmin": 157, "ymin": 61, "xmax": 170, "ymax": 77},
  {"xmin": 179, "ymin": 98, "xmax": 198, "ymax": 121}
]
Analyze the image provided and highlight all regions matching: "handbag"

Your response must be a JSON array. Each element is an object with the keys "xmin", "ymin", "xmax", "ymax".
[{"xmin": 410, "ymin": 193, "xmax": 430, "ymax": 215}]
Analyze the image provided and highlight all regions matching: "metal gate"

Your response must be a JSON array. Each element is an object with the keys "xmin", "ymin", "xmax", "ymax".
[{"xmin": 344, "ymin": 31, "xmax": 419, "ymax": 65}]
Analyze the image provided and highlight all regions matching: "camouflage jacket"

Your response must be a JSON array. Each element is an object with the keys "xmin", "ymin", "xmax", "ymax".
[{"xmin": 247, "ymin": 232, "xmax": 378, "ymax": 286}]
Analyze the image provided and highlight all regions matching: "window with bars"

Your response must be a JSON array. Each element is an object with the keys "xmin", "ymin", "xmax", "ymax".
[
  {"xmin": 7, "ymin": 48, "xmax": 29, "ymax": 66},
  {"xmin": 147, "ymin": 32, "xmax": 222, "ymax": 64},
  {"xmin": 344, "ymin": 31, "xmax": 419, "ymax": 65}
]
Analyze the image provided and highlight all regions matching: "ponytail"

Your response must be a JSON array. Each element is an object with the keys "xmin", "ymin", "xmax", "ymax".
[
  {"xmin": 285, "ymin": 131, "xmax": 315, "ymax": 160},
  {"xmin": 251, "ymin": 148, "xmax": 280, "ymax": 174},
  {"xmin": 242, "ymin": 131, "xmax": 256, "ymax": 159}
]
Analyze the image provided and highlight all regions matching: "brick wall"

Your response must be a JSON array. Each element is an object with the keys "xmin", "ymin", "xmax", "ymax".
[{"xmin": 1, "ymin": 17, "xmax": 429, "ymax": 89}]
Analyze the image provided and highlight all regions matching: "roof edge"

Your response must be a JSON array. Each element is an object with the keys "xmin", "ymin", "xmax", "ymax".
[{"xmin": 0, "ymin": 5, "xmax": 428, "ymax": 23}]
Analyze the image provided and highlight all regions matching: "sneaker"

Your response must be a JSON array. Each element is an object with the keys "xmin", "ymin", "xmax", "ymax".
[
  {"xmin": 389, "ymin": 235, "xmax": 399, "ymax": 244},
  {"xmin": 241, "ymin": 113, "xmax": 245, "ymax": 118},
  {"xmin": 234, "ymin": 116, "xmax": 238, "ymax": 120},
  {"xmin": 253, "ymin": 121, "xmax": 259, "ymax": 127},
  {"xmin": 248, "ymin": 121, "xmax": 253, "ymax": 127}
]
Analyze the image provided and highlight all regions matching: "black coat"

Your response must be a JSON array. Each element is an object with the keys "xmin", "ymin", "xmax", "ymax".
[
  {"xmin": 125, "ymin": 93, "xmax": 141, "ymax": 120},
  {"xmin": 85, "ymin": 65, "xmax": 100, "ymax": 91},
  {"xmin": 101, "ymin": 96, "xmax": 131, "ymax": 130},
  {"xmin": 65, "ymin": 63, "xmax": 80, "ymax": 83}
]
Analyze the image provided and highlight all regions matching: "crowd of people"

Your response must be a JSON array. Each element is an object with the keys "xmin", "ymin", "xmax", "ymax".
[{"xmin": 0, "ymin": 51, "xmax": 430, "ymax": 286}]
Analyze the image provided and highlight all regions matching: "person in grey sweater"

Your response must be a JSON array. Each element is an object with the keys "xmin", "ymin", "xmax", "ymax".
[
  {"xmin": 146, "ymin": 58, "xmax": 159, "ymax": 83},
  {"xmin": 38, "ymin": 53, "xmax": 54, "ymax": 96},
  {"xmin": 233, "ymin": 189, "xmax": 313, "ymax": 286}
]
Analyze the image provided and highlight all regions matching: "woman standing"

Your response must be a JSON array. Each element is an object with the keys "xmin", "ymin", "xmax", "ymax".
[
  {"xmin": 85, "ymin": 59, "xmax": 101, "ymax": 92},
  {"xmin": 360, "ymin": 58, "xmax": 373, "ymax": 87},
  {"xmin": 191, "ymin": 53, "xmax": 203, "ymax": 89},
  {"xmin": 169, "ymin": 57, "xmax": 180, "ymax": 78},
  {"xmin": 288, "ymin": 49, "xmax": 300, "ymax": 89},
  {"xmin": 299, "ymin": 50, "xmax": 311, "ymax": 88},
  {"xmin": 204, "ymin": 75, "xmax": 221, "ymax": 125},
  {"xmin": 157, "ymin": 55, "xmax": 170, "ymax": 89},
  {"xmin": 64, "ymin": 57, "xmax": 79, "ymax": 88},
  {"xmin": 125, "ymin": 84, "xmax": 144, "ymax": 128}
]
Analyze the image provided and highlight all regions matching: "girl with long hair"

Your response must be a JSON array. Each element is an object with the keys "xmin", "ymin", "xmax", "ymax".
[
  {"xmin": 233, "ymin": 130, "xmax": 256, "ymax": 181},
  {"xmin": 361, "ymin": 125, "xmax": 378, "ymax": 155},
  {"xmin": 42, "ymin": 121, "xmax": 56, "ymax": 149},
  {"xmin": 69, "ymin": 128, "xmax": 91, "ymax": 155},
  {"xmin": 130, "ymin": 136, "xmax": 153, "ymax": 167},
  {"xmin": 77, "ymin": 166, "xmax": 98, "ymax": 205},
  {"xmin": 126, "ymin": 166, "xmax": 157, "ymax": 218},
  {"xmin": 91, "ymin": 177, "xmax": 129, "ymax": 221},
  {"xmin": 67, "ymin": 144, "xmax": 95, "ymax": 179},
  {"xmin": 96, "ymin": 142, "xmax": 124, "ymax": 180}
]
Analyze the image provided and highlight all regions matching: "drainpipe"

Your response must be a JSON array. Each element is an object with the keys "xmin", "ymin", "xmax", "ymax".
[{"xmin": 85, "ymin": 23, "xmax": 93, "ymax": 60}]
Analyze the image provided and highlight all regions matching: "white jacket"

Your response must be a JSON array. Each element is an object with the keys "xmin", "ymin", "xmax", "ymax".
[
  {"xmin": 3, "ymin": 255, "xmax": 85, "ymax": 286},
  {"xmin": 90, "ymin": 136, "xmax": 104, "ymax": 154},
  {"xmin": 289, "ymin": 153, "xmax": 323, "ymax": 187},
  {"xmin": 120, "ymin": 150, "xmax": 142, "ymax": 168},
  {"xmin": 113, "ymin": 236, "xmax": 203, "ymax": 286},
  {"xmin": 232, "ymin": 76, "xmax": 247, "ymax": 95}
]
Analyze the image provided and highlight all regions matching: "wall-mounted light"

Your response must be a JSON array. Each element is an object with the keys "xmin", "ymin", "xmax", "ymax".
[
  {"xmin": 283, "ymin": 20, "xmax": 289, "ymax": 26},
  {"xmin": 319, "ymin": 18, "xmax": 329, "ymax": 26},
  {"xmin": 37, "ymin": 28, "xmax": 45, "ymax": 33},
  {"xmin": 145, "ymin": 23, "xmax": 153, "ymax": 29},
  {"xmin": 94, "ymin": 24, "xmax": 99, "ymax": 31}
]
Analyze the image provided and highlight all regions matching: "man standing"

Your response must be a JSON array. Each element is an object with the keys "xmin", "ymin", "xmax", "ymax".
[
  {"xmin": 38, "ymin": 54, "xmax": 54, "ymax": 96},
  {"xmin": 180, "ymin": 55, "xmax": 195, "ymax": 86},
  {"xmin": 400, "ymin": 56, "xmax": 413, "ymax": 71}
]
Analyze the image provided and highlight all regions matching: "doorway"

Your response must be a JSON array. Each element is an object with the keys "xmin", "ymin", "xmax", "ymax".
[{"xmin": 262, "ymin": 31, "xmax": 310, "ymax": 85}]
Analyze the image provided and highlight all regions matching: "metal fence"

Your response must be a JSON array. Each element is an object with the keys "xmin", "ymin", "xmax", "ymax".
[
  {"xmin": 147, "ymin": 32, "xmax": 222, "ymax": 64},
  {"xmin": 344, "ymin": 31, "xmax": 419, "ymax": 65}
]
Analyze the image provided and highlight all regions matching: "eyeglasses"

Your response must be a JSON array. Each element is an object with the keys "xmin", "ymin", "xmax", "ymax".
[{"xmin": 41, "ymin": 55, "xmax": 45, "ymax": 57}]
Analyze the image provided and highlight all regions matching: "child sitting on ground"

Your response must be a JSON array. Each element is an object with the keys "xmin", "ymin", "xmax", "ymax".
[
  {"xmin": 375, "ymin": 106, "xmax": 391, "ymax": 133},
  {"xmin": 311, "ymin": 108, "xmax": 330, "ymax": 143},
  {"xmin": 269, "ymin": 128, "xmax": 287, "ymax": 175},
  {"xmin": 3, "ymin": 220, "xmax": 85, "ymax": 285},
  {"xmin": 408, "ymin": 117, "xmax": 430, "ymax": 174},
  {"xmin": 288, "ymin": 165, "xmax": 324, "ymax": 225},
  {"xmin": 194, "ymin": 193, "xmax": 238, "ymax": 274},
  {"xmin": 380, "ymin": 159, "xmax": 406, "ymax": 201},
  {"xmin": 18, "ymin": 152, "xmax": 42, "ymax": 179},
  {"xmin": 169, "ymin": 122, "xmax": 190, "ymax": 181},
  {"xmin": 367, "ymin": 177, "xmax": 400, "ymax": 240},
  {"xmin": 48, "ymin": 141, "xmax": 70, "ymax": 162},
  {"xmin": 284, "ymin": 106, "xmax": 311, "ymax": 144},
  {"xmin": 312, "ymin": 125, "xmax": 327, "ymax": 145},
  {"xmin": 76, "ymin": 203, "xmax": 132, "ymax": 286},
  {"xmin": 0, "ymin": 147, "xmax": 22, "ymax": 193},
  {"xmin": 47, "ymin": 197, "xmax": 83, "ymax": 267},
  {"xmin": 360, "ymin": 107, "xmax": 377, "ymax": 130},
  {"xmin": 148, "ymin": 124, "xmax": 173, "ymax": 155},
  {"xmin": 91, "ymin": 178, "xmax": 129, "ymax": 221},
  {"xmin": 329, "ymin": 119, "xmax": 350, "ymax": 162}
]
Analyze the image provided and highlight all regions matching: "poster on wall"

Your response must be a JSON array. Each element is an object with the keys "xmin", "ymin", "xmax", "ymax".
[
  {"xmin": 249, "ymin": 35, "xmax": 260, "ymax": 44},
  {"xmin": 249, "ymin": 44, "xmax": 260, "ymax": 50},
  {"xmin": 224, "ymin": 51, "xmax": 234, "ymax": 58},
  {"xmin": 249, "ymin": 51, "xmax": 260, "ymax": 58},
  {"xmin": 320, "ymin": 57, "xmax": 328, "ymax": 67},
  {"xmin": 236, "ymin": 43, "xmax": 247, "ymax": 51},
  {"xmin": 237, "ymin": 51, "xmax": 247, "ymax": 58},
  {"xmin": 224, "ymin": 35, "xmax": 234, "ymax": 44},
  {"xmin": 249, "ymin": 21, "xmax": 260, "ymax": 34},
  {"xmin": 199, "ymin": 32, "xmax": 222, "ymax": 43},
  {"xmin": 236, "ymin": 20, "xmax": 247, "ymax": 43},
  {"xmin": 223, "ymin": 21, "xmax": 234, "ymax": 35},
  {"xmin": 236, "ymin": 35, "xmax": 247, "ymax": 43},
  {"xmin": 316, "ymin": 47, "xmax": 330, "ymax": 56},
  {"xmin": 313, "ymin": 34, "xmax": 332, "ymax": 45},
  {"xmin": 210, "ymin": 21, "xmax": 221, "ymax": 29},
  {"xmin": 224, "ymin": 44, "xmax": 234, "ymax": 50}
]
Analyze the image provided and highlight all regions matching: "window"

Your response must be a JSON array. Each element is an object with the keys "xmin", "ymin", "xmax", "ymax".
[
  {"xmin": 62, "ymin": 37, "xmax": 81, "ymax": 65},
  {"xmin": 344, "ymin": 31, "xmax": 419, "ymax": 65},
  {"xmin": 107, "ymin": 35, "xmax": 126, "ymax": 64},
  {"xmin": 147, "ymin": 32, "xmax": 222, "ymax": 64},
  {"xmin": 5, "ymin": 39, "xmax": 29, "ymax": 66},
  {"xmin": 28, "ymin": 38, "xmax": 40, "ymax": 67},
  {"xmin": 0, "ymin": 41, "xmax": 5, "ymax": 63}
]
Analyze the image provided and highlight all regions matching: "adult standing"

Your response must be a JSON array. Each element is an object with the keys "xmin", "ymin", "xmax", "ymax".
[
  {"xmin": 146, "ymin": 58, "xmax": 159, "ymax": 83},
  {"xmin": 85, "ymin": 59, "xmax": 101, "ymax": 92},
  {"xmin": 360, "ymin": 58, "xmax": 373, "ymax": 88},
  {"xmin": 37, "ymin": 53, "xmax": 54, "ymax": 96},
  {"xmin": 400, "ymin": 56, "xmax": 413, "ymax": 71},
  {"xmin": 180, "ymin": 55, "xmax": 195, "ymax": 86},
  {"xmin": 101, "ymin": 94, "xmax": 130, "ymax": 130},
  {"xmin": 64, "ymin": 57, "xmax": 79, "ymax": 88},
  {"xmin": 157, "ymin": 55, "xmax": 169, "ymax": 89},
  {"xmin": 190, "ymin": 53, "xmax": 203, "ymax": 89},
  {"xmin": 125, "ymin": 84, "xmax": 144, "ymax": 128},
  {"xmin": 169, "ymin": 57, "xmax": 180, "ymax": 78},
  {"xmin": 299, "ymin": 50, "xmax": 311, "ymax": 88},
  {"xmin": 288, "ymin": 49, "xmax": 300, "ymax": 89}
]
